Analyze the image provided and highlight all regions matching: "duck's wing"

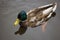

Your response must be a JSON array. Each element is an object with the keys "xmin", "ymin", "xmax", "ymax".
[
  {"xmin": 27, "ymin": 8, "xmax": 39, "ymax": 15},
  {"xmin": 27, "ymin": 3, "xmax": 57, "ymax": 15}
]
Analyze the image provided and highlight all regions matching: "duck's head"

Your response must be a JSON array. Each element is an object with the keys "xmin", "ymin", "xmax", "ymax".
[{"xmin": 14, "ymin": 10, "xmax": 27, "ymax": 26}]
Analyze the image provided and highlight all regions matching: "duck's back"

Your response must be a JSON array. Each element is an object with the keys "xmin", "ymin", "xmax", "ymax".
[{"xmin": 23, "ymin": 11, "xmax": 47, "ymax": 28}]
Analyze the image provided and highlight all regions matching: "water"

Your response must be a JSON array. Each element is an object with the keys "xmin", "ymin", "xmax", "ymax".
[{"xmin": 0, "ymin": 0, "xmax": 60, "ymax": 40}]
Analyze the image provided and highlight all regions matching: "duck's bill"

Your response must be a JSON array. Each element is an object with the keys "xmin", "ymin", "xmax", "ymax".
[{"xmin": 14, "ymin": 18, "xmax": 21, "ymax": 26}]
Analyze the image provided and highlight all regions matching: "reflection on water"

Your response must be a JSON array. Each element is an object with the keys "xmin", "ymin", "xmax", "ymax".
[{"xmin": 15, "ymin": 22, "xmax": 27, "ymax": 35}]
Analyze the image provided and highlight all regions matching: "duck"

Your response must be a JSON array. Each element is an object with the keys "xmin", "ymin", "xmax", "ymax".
[{"xmin": 14, "ymin": 3, "xmax": 57, "ymax": 35}]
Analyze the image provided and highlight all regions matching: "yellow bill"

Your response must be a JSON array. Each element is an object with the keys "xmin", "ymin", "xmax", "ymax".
[{"xmin": 14, "ymin": 18, "xmax": 21, "ymax": 26}]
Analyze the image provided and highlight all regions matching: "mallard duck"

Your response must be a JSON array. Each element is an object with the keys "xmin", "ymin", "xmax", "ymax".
[{"xmin": 14, "ymin": 3, "xmax": 57, "ymax": 35}]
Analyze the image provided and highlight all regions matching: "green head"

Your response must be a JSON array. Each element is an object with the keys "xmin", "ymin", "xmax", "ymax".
[
  {"xmin": 18, "ymin": 10, "xmax": 27, "ymax": 21},
  {"xmin": 14, "ymin": 10, "xmax": 27, "ymax": 26}
]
